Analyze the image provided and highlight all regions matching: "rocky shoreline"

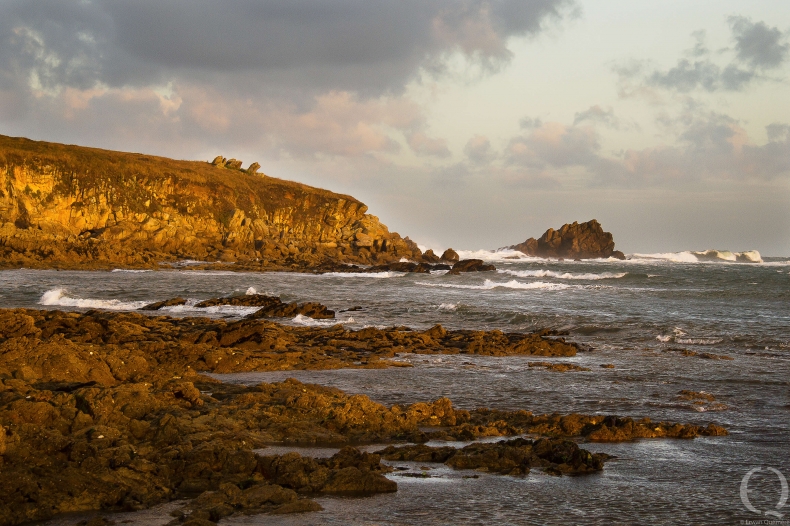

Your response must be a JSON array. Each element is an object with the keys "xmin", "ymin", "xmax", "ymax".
[{"xmin": 0, "ymin": 307, "xmax": 728, "ymax": 525}]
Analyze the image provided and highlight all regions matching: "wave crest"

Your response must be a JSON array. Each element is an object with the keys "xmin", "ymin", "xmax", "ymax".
[
  {"xmin": 631, "ymin": 250, "xmax": 762, "ymax": 264},
  {"xmin": 39, "ymin": 288, "xmax": 149, "ymax": 310},
  {"xmin": 499, "ymin": 269, "xmax": 626, "ymax": 280}
]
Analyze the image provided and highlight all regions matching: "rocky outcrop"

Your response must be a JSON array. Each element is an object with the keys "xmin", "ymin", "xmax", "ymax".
[
  {"xmin": 508, "ymin": 220, "xmax": 624, "ymax": 260},
  {"xmin": 141, "ymin": 294, "xmax": 336, "ymax": 320},
  {"xmin": 0, "ymin": 307, "xmax": 728, "ymax": 524},
  {"xmin": 377, "ymin": 437, "xmax": 609, "ymax": 476},
  {"xmin": 447, "ymin": 259, "xmax": 496, "ymax": 275},
  {"xmin": 0, "ymin": 135, "xmax": 422, "ymax": 270}
]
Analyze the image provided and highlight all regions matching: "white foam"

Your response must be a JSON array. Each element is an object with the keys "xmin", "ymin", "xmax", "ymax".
[
  {"xmin": 418, "ymin": 279, "xmax": 571, "ymax": 291},
  {"xmin": 656, "ymin": 335, "xmax": 672, "ymax": 342},
  {"xmin": 162, "ymin": 304, "xmax": 261, "ymax": 317},
  {"xmin": 290, "ymin": 314, "xmax": 352, "ymax": 327},
  {"xmin": 437, "ymin": 303, "xmax": 457, "ymax": 311},
  {"xmin": 454, "ymin": 249, "xmax": 533, "ymax": 262},
  {"xmin": 675, "ymin": 338, "xmax": 723, "ymax": 345},
  {"xmin": 630, "ymin": 250, "xmax": 763, "ymax": 264},
  {"xmin": 39, "ymin": 288, "xmax": 149, "ymax": 311},
  {"xmin": 321, "ymin": 271, "xmax": 406, "ymax": 279},
  {"xmin": 498, "ymin": 269, "xmax": 626, "ymax": 280},
  {"xmin": 246, "ymin": 287, "xmax": 257, "ymax": 295}
]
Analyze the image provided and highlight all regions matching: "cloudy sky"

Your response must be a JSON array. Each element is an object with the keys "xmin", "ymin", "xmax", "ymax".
[{"xmin": 2, "ymin": 0, "xmax": 789, "ymax": 254}]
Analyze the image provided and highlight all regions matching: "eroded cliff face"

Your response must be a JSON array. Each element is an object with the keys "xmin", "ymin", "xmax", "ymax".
[{"xmin": 0, "ymin": 135, "xmax": 421, "ymax": 268}]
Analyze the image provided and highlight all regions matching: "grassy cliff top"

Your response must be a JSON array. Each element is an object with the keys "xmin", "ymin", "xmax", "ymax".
[{"xmin": 0, "ymin": 134, "xmax": 361, "ymax": 205}]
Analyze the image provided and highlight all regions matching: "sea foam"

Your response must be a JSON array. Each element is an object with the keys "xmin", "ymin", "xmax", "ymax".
[
  {"xmin": 499, "ymin": 269, "xmax": 626, "ymax": 280},
  {"xmin": 631, "ymin": 250, "xmax": 763, "ymax": 264},
  {"xmin": 39, "ymin": 288, "xmax": 149, "ymax": 310},
  {"xmin": 418, "ymin": 279, "xmax": 571, "ymax": 291}
]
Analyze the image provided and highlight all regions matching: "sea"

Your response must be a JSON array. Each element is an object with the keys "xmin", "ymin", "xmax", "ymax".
[{"xmin": 8, "ymin": 248, "xmax": 789, "ymax": 525}]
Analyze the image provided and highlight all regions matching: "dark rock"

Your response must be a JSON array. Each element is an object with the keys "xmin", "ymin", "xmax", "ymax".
[
  {"xmin": 377, "ymin": 437, "xmax": 608, "ymax": 477},
  {"xmin": 447, "ymin": 259, "xmax": 496, "ymax": 275},
  {"xmin": 140, "ymin": 297, "xmax": 188, "ymax": 310},
  {"xmin": 196, "ymin": 294, "xmax": 282, "ymax": 308},
  {"xmin": 611, "ymin": 250, "xmax": 626, "ymax": 260},
  {"xmin": 421, "ymin": 249, "xmax": 441, "ymax": 263},
  {"xmin": 508, "ymin": 220, "xmax": 618, "ymax": 259},
  {"xmin": 440, "ymin": 249, "xmax": 460, "ymax": 262}
]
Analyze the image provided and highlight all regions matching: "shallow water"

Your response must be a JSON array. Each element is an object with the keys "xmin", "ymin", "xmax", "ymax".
[{"xmin": 12, "ymin": 254, "xmax": 790, "ymax": 525}]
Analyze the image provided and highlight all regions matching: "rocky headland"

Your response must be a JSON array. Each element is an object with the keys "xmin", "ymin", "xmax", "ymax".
[
  {"xmin": 508, "ymin": 219, "xmax": 625, "ymax": 260},
  {"xmin": 0, "ymin": 135, "xmax": 425, "ymax": 270},
  {"xmin": 0, "ymin": 307, "xmax": 728, "ymax": 525}
]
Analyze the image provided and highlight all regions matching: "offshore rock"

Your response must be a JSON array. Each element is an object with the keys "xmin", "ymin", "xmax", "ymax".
[
  {"xmin": 377, "ymin": 437, "xmax": 609, "ymax": 476},
  {"xmin": 440, "ymin": 249, "xmax": 460, "ymax": 262},
  {"xmin": 447, "ymin": 259, "xmax": 496, "ymax": 275},
  {"xmin": 0, "ymin": 135, "xmax": 422, "ymax": 270},
  {"xmin": 508, "ymin": 220, "xmax": 621, "ymax": 259}
]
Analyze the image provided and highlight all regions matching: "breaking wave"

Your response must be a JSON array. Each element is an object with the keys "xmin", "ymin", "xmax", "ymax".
[
  {"xmin": 499, "ymin": 269, "xmax": 627, "ymax": 280},
  {"xmin": 290, "ymin": 314, "xmax": 352, "ymax": 326},
  {"xmin": 418, "ymin": 279, "xmax": 571, "ymax": 291},
  {"xmin": 454, "ymin": 249, "xmax": 535, "ymax": 262},
  {"xmin": 631, "ymin": 250, "xmax": 762, "ymax": 264},
  {"xmin": 320, "ymin": 271, "xmax": 406, "ymax": 279},
  {"xmin": 39, "ymin": 288, "xmax": 149, "ymax": 310}
]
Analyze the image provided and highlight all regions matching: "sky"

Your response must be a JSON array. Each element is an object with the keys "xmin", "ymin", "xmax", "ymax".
[{"xmin": 1, "ymin": 0, "xmax": 789, "ymax": 255}]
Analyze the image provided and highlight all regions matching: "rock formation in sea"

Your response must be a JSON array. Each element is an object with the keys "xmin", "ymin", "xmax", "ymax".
[
  {"xmin": 508, "ymin": 219, "xmax": 625, "ymax": 260},
  {"xmin": 0, "ymin": 135, "xmax": 423, "ymax": 269}
]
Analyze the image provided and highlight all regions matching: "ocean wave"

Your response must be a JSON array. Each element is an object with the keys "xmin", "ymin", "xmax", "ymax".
[
  {"xmin": 630, "ymin": 250, "xmax": 763, "ymax": 264},
  {"xmin": 39, "ymin": 288, "xmax": 149, "ymax": 311},
  {"xmin": 161, "ymin": 304, "xmax": 261, "ymax": 317},
  {"xmin": 437, "ymin": 303, "xmax": 458, "ymax": 311},
  {"xmin": 498, "ymin": 269, "xmax": 627, "ymax": 280},
  {"xmin": 418, "ymin": 279, "xmax": 571, "ymax": 291},
  {"xmin": 454, "ymin": 249, "xmax": 534, "ymax": 262},
  {"xmin": 290, "ymin": 314, "xmax": 352, "ymax": 326},
  {"xmin": 675, "ymin": 338, "xmax": 724, "ymax": 345},
  {"xmin": 320, "ymin": 271, "xmax": 406, "ymax": 279}
]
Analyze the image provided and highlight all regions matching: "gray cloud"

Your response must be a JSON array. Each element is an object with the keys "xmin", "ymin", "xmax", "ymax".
[
  {"xmin": 729, "ymin": 16, "xmax": 790, "ymax": 69},
  {"xmin": 573, "ymin": 105, "xmax": 618, "ymax": 128},
  {"xmin": 463, "ymin": 135, "xmax": 494, "ymax": 164},
  {"xmin": 632, "ymin": 17, "xmax": 789, "ymax": 93},
  {"xmin": 0, "ymin": 0, "xmax": 574, "ymax": 96}
]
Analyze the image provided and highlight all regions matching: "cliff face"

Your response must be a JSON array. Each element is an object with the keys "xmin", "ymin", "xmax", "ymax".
[
  {"xmin": 509, "ymin": 220, "xmax": 624, "ymax": 260},
  {"xmin": 0, "ymin": 135, "xmax": 421, "ymax": 268}
]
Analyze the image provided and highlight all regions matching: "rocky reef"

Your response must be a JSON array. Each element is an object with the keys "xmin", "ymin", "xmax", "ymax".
[
  {"xmin": 0, "ymin": 307, "xmax": 727, "ymax": 525},
  {"xmin": 0, "ymin": 135, "xmax": 422, "ymax": 270},
  {"xmin": 508, "ymin": 219, "xmax": 625, "ymax": 260}
]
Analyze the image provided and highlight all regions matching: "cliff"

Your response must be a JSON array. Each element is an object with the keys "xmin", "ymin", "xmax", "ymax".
[
  {"xmin": 508, "ymin": 220, "xmax": 625, "ymax": 260},
  {"xmin": 0, "ymin": 135, "xmax": 421, "ymax": 269}
]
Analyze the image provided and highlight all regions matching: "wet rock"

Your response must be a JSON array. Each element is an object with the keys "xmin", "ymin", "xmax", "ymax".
[
  {"xmin": 0, "ymin": 307, "xmax": 728, "ymax": 525},
  {"xmin": 377, "ymin": 437, "xmax": 608, "ymax": 476},
  {"xmin": 663, "ymin": 348, "xmax": 733, "ymax": 360},
  {"xmin": 141, "ymin": 297, "xmax": 188, "ymax": 310},
  {"xmin": 421, "ymin": 249, "xmax": 441, "ymax": 263},
  {"xmin": 446, "ymin": 259, "xmax": 496, "ymax": 275},
  {"xmin": 440, "ymin": 249, "xmax": 460, "ymax": 262},
  {"xmin": 527, "ymin": 361, "xmax": 591, "ymax": 372}
]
